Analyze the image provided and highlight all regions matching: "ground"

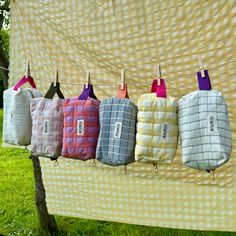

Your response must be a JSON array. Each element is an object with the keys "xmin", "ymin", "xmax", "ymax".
[{"xmin": 0, "ymin": 109, "xmax": 235, "ymax": 236}]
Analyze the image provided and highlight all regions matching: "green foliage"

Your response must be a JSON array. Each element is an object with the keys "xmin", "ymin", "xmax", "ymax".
[
  {"xmin": 0, "ymin": 28, "xmax": 9, "ymax": 58},
  {"xmin": 0, "ymin": 28, "xmax": 9, "ymax": 93},
  {"xmin": 0, "ymin": 0, "xmax": 10, "ymax": 29},
  {"xmin": 0, "ymin": 110, "xmax": 235, "ymax": 236}
]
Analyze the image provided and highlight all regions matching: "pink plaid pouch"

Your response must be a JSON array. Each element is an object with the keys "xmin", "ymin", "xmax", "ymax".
[
  {"xmin": 62, "ymin": 97, "xmax": 100, "ymax": 160},
  {"xmin": 29, "ymin": 98, "xmax": 64, "ymax": 158}
]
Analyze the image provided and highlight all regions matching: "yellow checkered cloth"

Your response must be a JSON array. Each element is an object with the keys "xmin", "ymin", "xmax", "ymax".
[{"xmin": 10, "ymin": 0, "xmax": 236, "ymax": 232}]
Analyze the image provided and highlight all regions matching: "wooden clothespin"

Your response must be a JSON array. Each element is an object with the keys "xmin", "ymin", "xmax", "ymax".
[
  {"xmin": 86, "ymin": 70, "xmax": 90, "ymax": 89},
  {"xmin": 157, "ymin": 64, "xmax": 161, "ymax": 86},
  {"xmin": 26, "ymin": 61, "xmax": 31, "ymax": 78},
  {"xmin": 121, "ymin": 69, "xmax": 125, "ymax": 90},
  {"xmin": 54, "ymin": 69, "xmax": 59, "ymax": 87},
  {"xmin": 198, "ymin": 56, "xmax": 205, "ymax": 77},
  {"xmin": 117, "ymin": 68, "xmax": 129, "ymax": 99}
]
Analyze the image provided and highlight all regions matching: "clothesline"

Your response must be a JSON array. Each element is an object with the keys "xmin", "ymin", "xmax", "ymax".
[{"xmin": 0, "ymin": 58, "xmax": 235, "ymax": 87}]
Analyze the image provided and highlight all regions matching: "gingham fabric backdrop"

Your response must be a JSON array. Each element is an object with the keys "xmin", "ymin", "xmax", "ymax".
[{"xmin": 9, "ymin": 0, "xmax": 236, "ymax": 232}]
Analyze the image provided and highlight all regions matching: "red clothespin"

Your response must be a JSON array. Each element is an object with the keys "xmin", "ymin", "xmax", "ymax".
[{"xmin": 151, "ymin": 64, "xmax": 167, "ymax": 98}]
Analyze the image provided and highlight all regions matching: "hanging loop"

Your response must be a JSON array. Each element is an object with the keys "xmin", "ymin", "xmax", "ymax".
[
  {"xmin": 212, "ymin": 171, "xmax": 215, "ymax": 181},
  {"xmin": 54, "ymin": 159, "xmax": 59, "ymax": 167},
  {"xmin": 124, "ymin": 165, "xmax": 127, "ymax": 175},
  {"xmin": 207, "ymin": 170, "xmax": 215, "ymax": 181},
  {"xmin": 151, "ymin": 79, "xmax": 167, "ymax": 98},
  {"xmin": 154, "ymin": 164, "xmax": 158, "ymax": 174},
  {"xmin": 92, "ymin": 159, "xmax": 96, "ymax": 167}
]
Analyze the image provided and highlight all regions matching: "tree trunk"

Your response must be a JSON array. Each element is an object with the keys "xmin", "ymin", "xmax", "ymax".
[
  {"xmin": 0, "ymin": 41, "xmax": 9, "ymax": 89},
  {"xmin": 31, "ymin": 155, "xmax": 58, "ymax": 235}
]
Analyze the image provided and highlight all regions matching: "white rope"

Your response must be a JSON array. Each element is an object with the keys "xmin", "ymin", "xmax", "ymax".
[{"xmin": 0, "ymin": 58, "xmax": 236, "ymax": 87}]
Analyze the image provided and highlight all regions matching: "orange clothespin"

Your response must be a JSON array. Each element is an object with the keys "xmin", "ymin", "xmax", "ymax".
[{"xmin": 117, "ymin": 69, "xmax": 129, "ymax": 99}]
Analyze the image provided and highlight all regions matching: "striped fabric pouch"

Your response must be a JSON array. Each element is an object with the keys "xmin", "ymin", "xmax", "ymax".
[
  {"xmin": 96, "ymin": 97, "xmax": 137, "ymax": 166},
  {"xmin": 29, "ymin": 98, "xmax": 64, "ymax": 159},
  {"xmin": 135, "ymin": 79, "xmax": 178, "ymax": 166},
  {"xmin": 62, "ymin": 96, "xmax": 100, "ymax": 160}
]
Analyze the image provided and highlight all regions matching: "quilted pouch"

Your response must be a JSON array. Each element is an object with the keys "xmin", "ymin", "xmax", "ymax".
[
  {"xmin": 62, "ymin": 84, "xmax": 100, "ymax": 160},
  {"xmin": 135, "ymin": 79, "xmax": 178, "ymax": 165}
]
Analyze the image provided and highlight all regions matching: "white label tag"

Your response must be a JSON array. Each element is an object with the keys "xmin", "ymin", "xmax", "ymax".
[
  {"xmin": 208, "ymin": 113, "xmax": 218, "ymax": 133},
  {"xmin": 114, "ymin": 122, "xmax": 122, "ymax": 139},
  {"xmin": 161, "ymin": 123, "xmax": 168, "ymax": 139},
  {"xmin": 43, "ymin": 120, "xmax": 50, "ymax": 135},
  {"xmin": 77, "ymin": 119, "xmax": 84, "ymax": 135}
]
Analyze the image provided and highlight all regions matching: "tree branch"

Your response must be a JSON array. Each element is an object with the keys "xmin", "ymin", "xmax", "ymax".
[{"xmin": 31, "ymin": 155, "xmax": 58, "ymax": 235}]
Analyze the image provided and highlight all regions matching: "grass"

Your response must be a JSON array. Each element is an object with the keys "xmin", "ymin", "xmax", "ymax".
[{"xmin": 0, "ymin": 109, "xmax": 235, "ymax": 236}]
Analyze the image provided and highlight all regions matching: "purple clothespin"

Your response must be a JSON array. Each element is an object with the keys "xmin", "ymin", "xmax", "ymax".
[{"xmin": 79, "ymin": 70, "xmax": 97, "ymax": 100}]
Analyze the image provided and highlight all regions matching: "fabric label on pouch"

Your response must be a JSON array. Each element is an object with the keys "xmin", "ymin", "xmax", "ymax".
[
  {"xmin": 43, "ymin": 120, "xmax": 50, "ymax": 135},
  {"xmin": 208, "ymin": 113, "xmax": 218, "ymax": 133},
  {"xmin": 161, "ymin": 123, "xmax": 168, "ymax": 139},
  {"xmin": 114, "ymin": 122, "xmax": 122, "ymax": 139},
  {"xmin": 77, "ymin": 119, "xmax": 84, "ymax": 135}
]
